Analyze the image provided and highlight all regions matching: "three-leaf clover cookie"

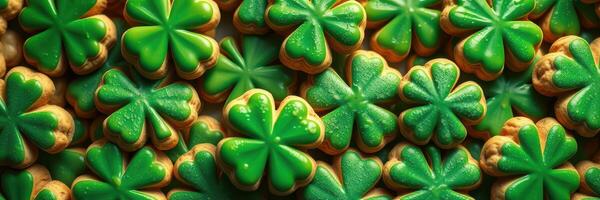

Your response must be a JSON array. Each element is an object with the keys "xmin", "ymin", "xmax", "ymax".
[
  {"xmin": 0, "ymin": 30, "xmax": 24, "ymax": 78},
  {"xmin": 576, "ymin": 151, "xmax": 600, "ymax": 198},
  {"xmin": 122, "ymin": 0, "xmax": 220, "ymax": 80},
  {"xmin": 533, "ymin": 36, "xmax": 600, "ymax": 137},
  {"xmin": 95, "ymin": 67, "xmax": 200, "ymax": 151},
  {"xmin": 363, "ymin": 0, "xmax": 443, "ymax": 62},
  {"xmin": 265, "ymin": 0, "xmax": 366, "ymax": 74},
  {"xmin": 398, "ymin": 59, "xmax": 486, "ymax": 148},
  {"xmin": 0, "ymin": 67, "xmax": 74, "ymax": 168},
  {"xmin": 165, "ymin": 115, "xmax": 227, "ymax": 161},
  {"xmin": 470, "ymin": 53, "xmax": 551, "ymax": 139},
  {"xmin": 383, "ymin": 143, "xmax": 481, "ymax": 200},
  {"xmin": 168, "ymin": 144, "xmax": 261, "ymax": 200},
  {"xmin": 19, "ymin": 0, "xmax": 116, "ymax": 77},
  {"xmin": 72, "ymin": 139, "xmax": 173, "ymax": 200},
  {"xmin": 38, "ymin": 148, "xmax": 86, "ymax": 186},
  {"xmin": 530, "ymin": 0, "xmax": 600, "ymax": 42},
  {"xmin": 66, "ymin": 18, "xmax": 128, "ymax": 118},
  {"xmin": 303, "ymin": 148, "xmax": 392, "ymax": 200},
  {"xmin": 440, "ymin": 0, "xmax": 543, "ymax": 80},
  {"xmin": 1, "ymin": 164, "xmax": 71, "ymax": 200},
  {"xmin": 201, "ymin": 35, "xmax": 296, "ymax": 103},
  {"xmin": 217, "ymin": 89, "xmax": 324, "ymax": 195},
  {"xmin": 480, "ymin": 117, "xmax": 579, "ymax": 200},
  {"xmin": 301, "ymin": 50, "xmax": 401, "ymax": 154}
]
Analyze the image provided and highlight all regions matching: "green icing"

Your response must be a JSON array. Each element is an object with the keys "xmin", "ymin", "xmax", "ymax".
[
  {"xmin": 122, "ymin": 0, "xmax": 218, "ymax": 79},
  {"xmin": 1, "ymin": 168, "xmax": 34, "ymax": 200},
  {"xmin": 490, "ymin": 123, "xmax": 579, "ymax": 199},
  {"xmin": 303, "ymin": 52, "xmax": 400, "ymax": 153},
  {"xmin": 303, "ymin": 149, "xmax": 384, "ymax": 200},
  {"xmin": 165, "ymin": 117, "xmax": 226, "ymax": 162},
  {"xmin": 37, "ymin": 148, "xmax": 86, "ymax": 186},
  {"xmin": 531, "ymin": 0, "xmax": 599, "ymax": 40},
  {"xmin": 202, "ymin": 36, "xmax": 295, "ymax": 103},
  {"xmin": 33, "ymin": 189, "xmax": 56, "ymax": 200},
  {"xmin": 386, "ymin": 144, "xmax": 480, "ymax": 200},
  {"xmin": 445, "ymin": 0, "xmax": 542, "ymax": 75},
  {"xmin": 364, "ymin": 0, "xmax": 442, "ymax": 59},
  {"xmin": 549, "ymin": 37, "xmax": 600, "ymax": 133},
  {"xmin": 72, "ymin": 141, "xmax": 171, "ymax": 199},
  {"xmin": 473, "ymin": 57, "xmax": 550, "ymax": 138},
  {"xmin": 67, "ymin": 18, "xmax": 128, "ymax": 118},
  {"xmin": 399, "ymin": 60, "xmax": 485, "ymax": 147},
  {"xmin": 0, "ymin": 0, "xmax": 7, "ymax": 9},
  {"xmin": 267, "ymin": 0, "xmax": 365, "ymax": 66},
  {"xmin": 218, "ymin": 89, "xmax": 323, "ymax": 194},
  {"xmin": 96, "ymin": 68, "xmax": 197, "ymax": 150},
  {"xmin": 0, "ymin": 70, "xmax": 64, "ymax": 167},
  {"xmin": 19, "ymin": 0, "xmax": 111, "ymax": 74},
  {"xmin": 235, "ymin": 0, "xmax": 268, "ymax": 31},
  {"xmin": 169, "ymin": 145, "xmax": 260, "ymax": 200},
  {"xmin": 585, "ymin": 166, "xmax": 600, "ymax": 195}
]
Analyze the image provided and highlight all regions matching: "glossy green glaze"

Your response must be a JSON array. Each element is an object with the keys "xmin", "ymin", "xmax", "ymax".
[
  {"xmin": 584, "ymin": 165, "xmax": 600, "ymax": 195},
  {"xmin": 482, "ymin": 121, "xmax": 579, "ymax": 200},
  {"xmin": 1, "ymin": 168, "xmax": 34, "ymax": 200},
  {"xmin": 303, "ymin": 149, "xmax": 389, "ymax": 200},
  {"xmin": 38, "ymin": 148, "xmax": 85, "ymax": 185},
  {"xmin": 266, "ymin": 0, "xmax": 365, "ymax": 67},
  {"xmin": 34, "ymin": 189, "xmax": 57, "ymax": 200},
  {"xmin": 235, "ymin": 0, "xmax": 268, "ymax": 32},
  {"xmin": 169, "ymin": 144, "xmax": 260, "ymax": 200},
  {"xmin": 165, "ymin": 118, "xmax": 226, "ymax": 162},
  {"xmin": 72, "ymin": 141, "xmax": 171, "ymax": 200},
  {"xmin": 365, "ymin": 0, "xmax": 441, "ymax": 58},
  {"xmin": 218, "ymin": 89, "xmax": 323, "ymax": 194},
  {"xmin": 0, "ymin": 69, "xmax": 67, "ymax": 167},
  {"xmin": 445, "ymin": 0, "xmax": 542, "ymax": 75},
  {"xmin": 19, "ymin": 0, "xmax": 112, "ymax": 74},
  {"xmin": 303, "ymin": 52, "xmax": 400, "ymax": 153},
  {"xmin": 96, "ymin": 68, "xmax": 198, "ymax": 150},
  {"xmin": 67, "ymin": 18, "xmax": 128, "ymax": 118},
  {"xmin": 531, "ymin": 0, "xmax": 599, "ymax": 40},
  {"xmin": 386, "ymin": 144, "xmax": 480, "ymax": 200},
  {"xmin": 399, "ymin": 60, "xmax": 485, "ymax": 147},
  {"xmin": 0, "ymin": 0, "xmax": 7, "ymax": 9},
  {"xmin": 473, "ymin": 59, "xmax": 550, "ymax": 138},
  {"xmin": 202, "ymin": 36, "xmax": 295, "ymax": 103},
  {"xmin": 122, "ymin": 0, "xmax": 219, "ymax": 80}
]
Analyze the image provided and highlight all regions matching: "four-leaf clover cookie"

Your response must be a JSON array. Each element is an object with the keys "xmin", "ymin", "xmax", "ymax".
[
  {"xmin": 530, "ymin": 0, "xmax": 600, "ymax": 42},
  {"xmin": 383, "ymin": 143, "xmax": 481, "ymax": 200},
  {"xmin": 576, "ymin": 151, "xmax": 600, "ymax": 197},
  {"xmin": 122, "ymin": 0, "xmax": 220, "ymax": 80},
  {"xmin": 480, "ymin": 117, "xmax": 580, "ymax": 200},
  {"xmin": 1, "ymin": 164, "xmax": 71, "ymax": 200},
  {"xmin": 363, "ymin": 0, "xmax": 443, "ymax": 62},
  {"xmin": 95, "ymin": 68, "xmax": 200, "ymax": 151},
  {"xmin": 533, "ymin": 36, "xmax": 600, "ymax": 137},
  {"xmin": 71, "ymin": 139, "xmax": 173, "ymax": 200},
  {"xmin": 217, "ymin": 89, "xmax": 324, "ymax": 195},
  {"xmin": 266, "ymin": 0, "xmax": 366, "ymax": 74},
  {"xmin": 201, "ymin": 35, "xmax": 296, "ymax": 103},
  {"xmin": 19, "ymin": 0, "xmax": 116, "ymax": 77},
  {"xmin": 303, "ymin": 148, "xmax": 392, "ymax": 200},
  {"xmin": 398, "ymin": 59, "xmax": 486, "ymax": 148},
  {"xmin": 301, "ymin": 50, "xmax": 401, "ymax": 154},
  {"xmin": 168, "ymin": 144, "xmax": 261, "ymax": 200},
  {"xmin": 0, "ymin": 67, "xmax": 74, "ymax": 168},
  {"xmin": 440, "ymin": 0, "xmax": 543, "ymax": 80}
]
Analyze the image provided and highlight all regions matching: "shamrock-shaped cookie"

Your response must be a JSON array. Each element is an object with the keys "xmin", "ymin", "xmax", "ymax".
[
  {"xmin": 301, "ymin": 50, "xmax": 401, "ymax": 154},
  {"xmin": 303, "ymin": 148, "xmax": 391, "ymax": 200},
  {"xmin": 265, "ymin": 0, "xmax": 366, "ymax": 74},
  {"xmin": 470, "ymin": 53, "xmax": 551, "ymax": 139},
  {"xmin": 383, "ymin": 143, "xmax": 481, "ymax": 200},
  {"xmin": 480, "ymin": 117, "xmax": 579, "ymax": 200},
  {"xmin": 95, "ymin": 67, "xmax": 200, "ymax": 151},
  {"xmin": 19, "ymin": 0, "xmax": 116, "ymax": 77},
  {"xmin": 0, "ymin": 67, "xmax": 74, "ymax": 168},
  {"xmin": 71, "ymin": 139, "xmax": 172, "ymax": 200},
  {"xmin": 398, "ymin": 59, "xmax": 486, "ymax": 148},
  {"xmin": 1, "ymin": 164, "xmax": 71, "ymax": 200},
  {"xmin": 533, "ymin": 36, "xmax": 600, "ymax": 137},
  {"xmin": 201, "ymin": 35, "xmax": 296, "ymax": 103},
  {"xmin": 66, "ymin": 18, "xmax": 128, "ymax": 118},
  {"xmin": 165, "ymin": 115, "xmax": 227, "ymax": 161},
  {"xmin": 168, "ymin": 144, "xmax": 261, "ymax": 200},
  {"xmin": 224, "ymin": 0, "xmax": 270, "ymax": 34},
  {"xmin": 440, "ymin": 0, "xmax": 543, "ymax": 80},
  {"xmin": 0, "ymin": 30, "xmax": 23, "ymax": 78},
  {"xmin": 530, "ymin": 0, "xmax": 600, "ymax": 42},
  {"xmin": 38, "ymin": 148, "xmax": 86, "ymax": 186},
  {"xmin": 122, "ymin": 0, "xmax": 220, "ymax": 80},
  {"xmin": 363, "ymin": 0, "xmax": 442, "ymax": 62},
  {"xmin": 576, "ymin": 150, "xmax": 600, "ymax": 197},
  {"xmin": 217, "ymin": 89, "xmax": 324, "ymax": 195}
]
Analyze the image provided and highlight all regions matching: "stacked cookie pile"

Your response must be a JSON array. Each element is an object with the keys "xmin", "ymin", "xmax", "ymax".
[{"xmin": 0, "ymin": 0, "xmax": 599, "ymax": 199}]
